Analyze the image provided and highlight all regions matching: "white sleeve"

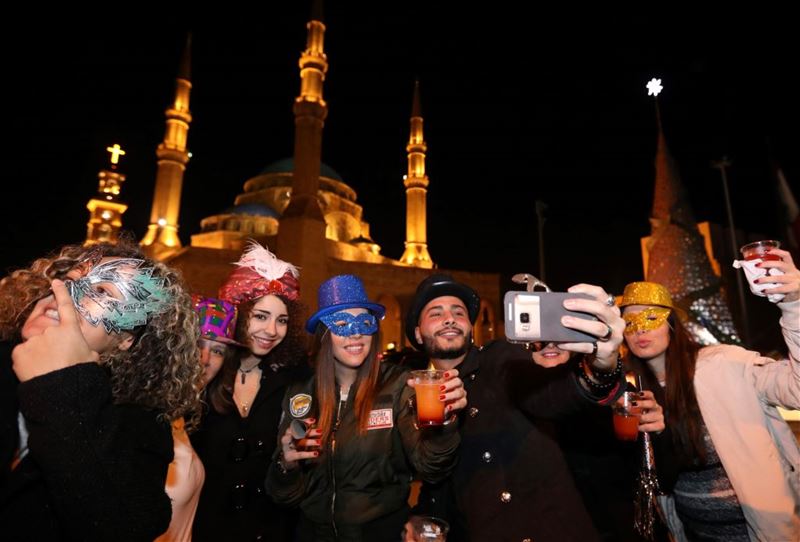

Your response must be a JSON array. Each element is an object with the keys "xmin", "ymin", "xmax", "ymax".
[{"xmin": 750, "ymin": 300, "xmax": 800, "ymax": 409}]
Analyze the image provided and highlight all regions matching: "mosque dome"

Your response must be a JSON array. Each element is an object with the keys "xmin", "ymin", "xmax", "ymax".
[
  {"xmin": 223, "ymin": 202, "xmax": 280, "ymax": 218},
  {"xmin": 261, "ymin": 157, "xmax": 344, "ymax": 182}
]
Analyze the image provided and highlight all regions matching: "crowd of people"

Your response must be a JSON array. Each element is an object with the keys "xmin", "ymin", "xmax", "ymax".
[{"xmin": 0, "ymin": 238, "xmax": 797, "ymax": 541}]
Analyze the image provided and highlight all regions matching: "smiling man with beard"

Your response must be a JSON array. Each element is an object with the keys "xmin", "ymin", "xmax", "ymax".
[{"xmin": 406, "ymin": 274, "xmax": 627, "ymax": 542}]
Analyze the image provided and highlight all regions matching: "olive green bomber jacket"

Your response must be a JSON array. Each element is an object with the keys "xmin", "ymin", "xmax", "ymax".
[{"xmin": 266, "ymin": 363, "xmax": 459, "ymax": 526}]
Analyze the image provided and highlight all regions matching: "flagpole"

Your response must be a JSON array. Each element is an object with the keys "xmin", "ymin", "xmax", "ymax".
[{"xmin": 712, "ymin": 157, "xmax": 750, "ymax": 345}]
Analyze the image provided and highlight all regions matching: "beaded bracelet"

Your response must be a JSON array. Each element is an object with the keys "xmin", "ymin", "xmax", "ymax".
[{"xmin": 577, "ymin": 354, "xmax": 622, "ymax": 393}]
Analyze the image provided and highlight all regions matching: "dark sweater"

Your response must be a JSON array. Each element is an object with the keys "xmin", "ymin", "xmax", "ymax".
[{"xmin": 0, "ymin": 357, "xmax": 173, "ymax": 542}]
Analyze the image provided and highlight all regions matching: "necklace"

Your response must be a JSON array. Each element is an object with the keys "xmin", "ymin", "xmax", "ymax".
[
  {"xmin": 238, "ymin": 363, "xmax": 261, "ymax": 384},
  {"xmin": 233, "ymin": 387, "xmax": 255, "ymax": 417}
]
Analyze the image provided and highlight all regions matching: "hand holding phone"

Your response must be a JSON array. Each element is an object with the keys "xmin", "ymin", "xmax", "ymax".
[{"xmin": 504, "ymin": 291, "xmax": 598, "ymax": 344}]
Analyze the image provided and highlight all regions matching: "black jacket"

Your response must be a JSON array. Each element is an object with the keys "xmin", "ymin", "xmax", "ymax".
[
  {"xmin": 416, "ymin": 341, "xmax": 623, "ymax": 542},
  {"xmin": 191, "ymin": 362, "xmax": 308, "ymax": 542},
  {"xmin": 267, "ymin": 363, "xmax": 460, "ymax": 541},
  {"xmin": 0, "ymin": 355, "xmax": 173, "ymax": 542},
  {"xmin": 557, "ymin": 360, "xmax": 679, "ymax": 541}
]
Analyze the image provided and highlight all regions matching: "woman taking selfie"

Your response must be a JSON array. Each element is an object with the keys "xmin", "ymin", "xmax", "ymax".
[{"xmin": 619, "ymin": 246, "xmax": 800, "ymax": 541}]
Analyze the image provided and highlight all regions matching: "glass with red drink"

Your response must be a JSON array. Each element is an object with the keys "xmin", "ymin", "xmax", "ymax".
[
  {"xmin": 740, "ymin": 240, "xmax": 781, "ymax": 261},
  {"xmin": 612, "ymin": 391, "xmax": 643, "ymax": 441}
]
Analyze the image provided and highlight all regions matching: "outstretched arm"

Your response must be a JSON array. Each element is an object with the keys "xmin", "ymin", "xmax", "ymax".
[{"xmin": 750, "ymin": 248, "xmax": 800, "ymax": 408}]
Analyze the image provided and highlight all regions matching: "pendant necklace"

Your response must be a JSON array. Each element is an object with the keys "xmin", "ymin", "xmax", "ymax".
[{"xmin": 239, "ymin": 362, "xmax": 260, "ymax": 384}]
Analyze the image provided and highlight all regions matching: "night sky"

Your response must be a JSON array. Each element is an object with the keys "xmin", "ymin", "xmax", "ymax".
[{"xmin": 4, "ymin": 6, "xmax": 798, "ymax": 296}]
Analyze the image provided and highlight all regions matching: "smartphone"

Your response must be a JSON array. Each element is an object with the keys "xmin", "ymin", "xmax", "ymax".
[{"xmin": 504, "ymin": 291, "xmax": 598, "ymax": 343}]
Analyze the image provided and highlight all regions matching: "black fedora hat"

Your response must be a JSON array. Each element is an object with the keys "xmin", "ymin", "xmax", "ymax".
[{"xmin": 405, "ymin": 274, "xmax": 480, "ymax": 348}]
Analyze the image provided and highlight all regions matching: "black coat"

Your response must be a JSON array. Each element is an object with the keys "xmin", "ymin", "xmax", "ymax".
[
  {"xmin": 191, "ymin": 363, "xmax": 307, "ymax": 542},
  {"xmin": 0, "ymin": 351, "xmax": 173, "ymax": 542},
  {"xmin": 416, "ymin": 341, "xmax": 619, "ymax": 542}
]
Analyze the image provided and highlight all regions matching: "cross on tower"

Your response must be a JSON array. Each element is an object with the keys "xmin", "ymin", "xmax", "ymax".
[{"xmin": 106, "ymin": 144, "xmax": 126, "ymax": 165}]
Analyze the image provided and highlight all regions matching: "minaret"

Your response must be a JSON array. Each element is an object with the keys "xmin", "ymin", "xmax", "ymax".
[
  {"xmin": 140, "ymin": 35, "xmax": 192, "ymax": 254},
  {"xmin": 283, "ymin": 0, "xmax": 327, "ymax": 220},
  {"xmin": 85, "ymin": 144, "xmax": 129, "ymax": 246},
  {"xmin": 277, "ymin": 0, "xmax": 330, "ymax": 302},
  {"xmin": 400, "ymin": 80, "xmax": 434, "ymax": 268}
]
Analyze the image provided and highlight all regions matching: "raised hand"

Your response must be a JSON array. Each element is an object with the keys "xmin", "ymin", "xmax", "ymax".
[
  {"xmin": 758, "ymin": 248, "xmax": 800, "ymax": 303},
  {"xmin": 557, "ymin": 283, "xmax": 625, "ymax": 370},
  {"xmin": 12, "ymin": 279, "xmax": 98, "ymax": 382},
  {"xmin": 278, "ymin": 418, "xmax": 320, "ymax": 471},
  {"xmin": 633, "ymin": 390, "xmax": 665, "ymax": 433},
  {"xmin": 407, "ymin": 369, "xmax": 467, "ymax": 416}
]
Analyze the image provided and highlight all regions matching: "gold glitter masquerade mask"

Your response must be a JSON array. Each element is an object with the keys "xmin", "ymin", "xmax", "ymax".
[{"xmin": 623, "ymin": 307, "xmax": 671, "ymax": 334}]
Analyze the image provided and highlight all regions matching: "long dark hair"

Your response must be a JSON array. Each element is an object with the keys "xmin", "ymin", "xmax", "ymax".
[
  {"xmin": 310, "ymin": 324, "xmax": 383, "ymax": 448},
  {"xmin": 203, "ymin": 342, "xmax": 242, "ymax": 414},
  {"xmin": 627, "ymin": 312, "xmax": 704, "ymax": 464},
  {"xmin": 205, "ymin": 295, "xmax": 306, "ymax": 415}
]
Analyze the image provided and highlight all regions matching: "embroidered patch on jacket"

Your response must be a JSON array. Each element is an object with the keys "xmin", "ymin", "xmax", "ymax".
[
  {"xmin": 366, "ymin": 408, "xmax": 393, "ymax": 430},
  {"xmin": 290, "ymin": 393, "xmax": 312, "ymax": 418}
]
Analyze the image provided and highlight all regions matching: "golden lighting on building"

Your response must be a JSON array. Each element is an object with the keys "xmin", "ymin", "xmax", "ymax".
[
  {"xmin": 86, "ymin": 144, "xmax": 128, "ymax": 246},
  {"xmin": 140, "ymin": 38, "xmax": 193, "ymax": 254}
]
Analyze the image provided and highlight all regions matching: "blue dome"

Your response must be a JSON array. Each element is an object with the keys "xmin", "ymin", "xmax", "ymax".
[
  {"xmin": 260, "ymin": 157, "xmax": 343, "ymax": 182},
  {"xmin": 223, "ymin": 203, "xmax": 280, "ymax": 218}
]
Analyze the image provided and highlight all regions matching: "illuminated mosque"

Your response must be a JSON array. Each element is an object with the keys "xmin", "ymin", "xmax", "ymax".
[
  {"xmin": 82, "ymin": 6, "xmax": 502, "ymax": 351},
  {"xmin": 78, "ymin": 1, "xmax": 800, "ymax": 442},
  {"xmin": 82, "ymin": 4, "xmax": 800, "ymax": 356}
]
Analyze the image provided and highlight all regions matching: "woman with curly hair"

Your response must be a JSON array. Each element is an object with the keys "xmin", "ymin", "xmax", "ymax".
[
  {"xmin": 0, "ymin": 240, "xmax": 204, "ymax": 541},
  {"xmin": 191, "ymin": 242, "xmax": 308, "ymax": 542}
]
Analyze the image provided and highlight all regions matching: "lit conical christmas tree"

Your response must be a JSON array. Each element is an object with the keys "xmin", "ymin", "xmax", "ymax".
[{"xmin": 643, "ymin": 78, "xmax": 740, "ymax": 345}]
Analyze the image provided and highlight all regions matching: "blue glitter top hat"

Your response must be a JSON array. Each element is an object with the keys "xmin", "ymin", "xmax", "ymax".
[{"xmin": 305, "ymin": 275, "xmax": 385, "ymax": 333}]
